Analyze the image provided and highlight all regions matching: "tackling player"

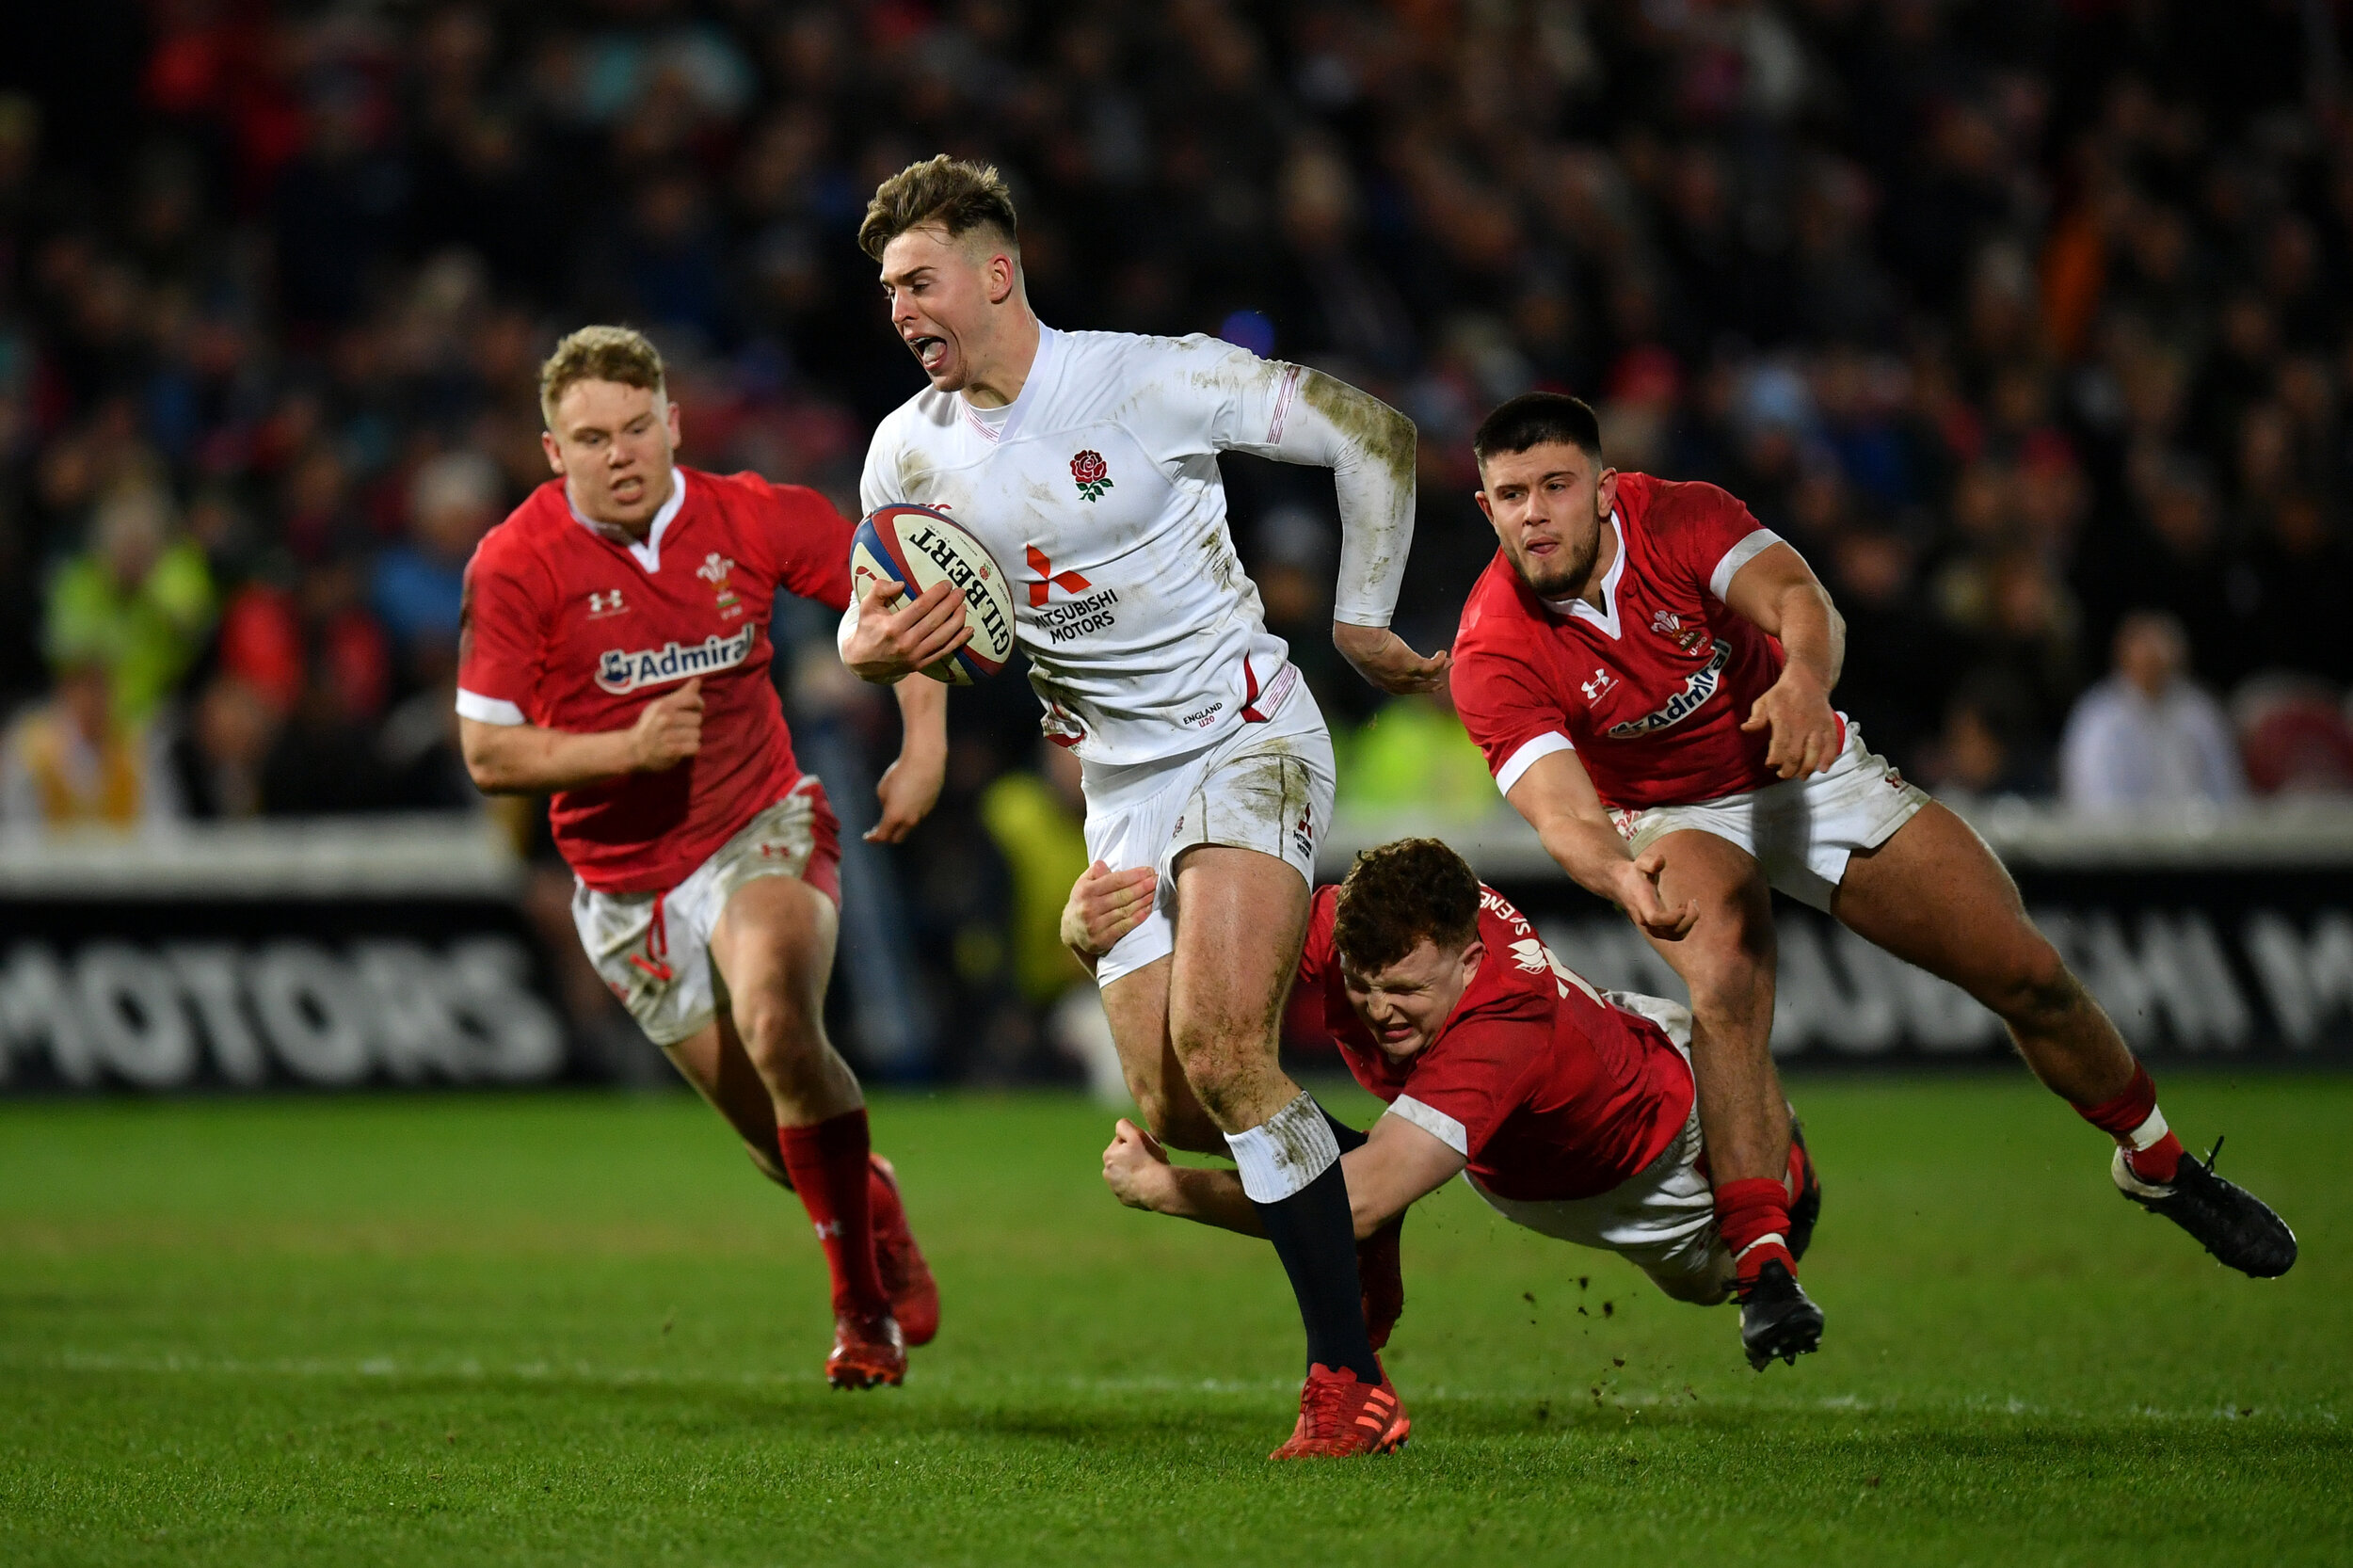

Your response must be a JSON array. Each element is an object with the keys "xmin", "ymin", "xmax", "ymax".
[
  {"xmin": 1071, "ymin": 840, "xmax": 1820, "ymax": 1353},
  {"xmin": 838, "ymin": 157, "xmax": 1447, "ymax": 1457},
  {"xmin": 1447, "ymin": 392, "xmax": 2297, "ymax": 1369},
  {"xmin": 456, "ymin": 327, "xmax": 948, "ymax": 1389}
]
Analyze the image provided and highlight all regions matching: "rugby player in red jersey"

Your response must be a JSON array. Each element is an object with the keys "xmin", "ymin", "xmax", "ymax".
[
  {"xmin": 1071, "ymin": 840, "xmax": 1819, "ymax": 1376},
  {"xmin": 456, "ymin": 327, "xmax": 952, "ymax": 1388},
  {"xmin": 1447, "ymin": 392, "xmax": 2295, "ymax": 1369}
]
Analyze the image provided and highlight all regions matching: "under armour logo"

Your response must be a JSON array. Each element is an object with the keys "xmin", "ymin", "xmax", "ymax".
[
  {"xmin": 1580, "ymin": 666, "xmax": 1616, "ymax": 701},
  {"xmin": 813, "ymin": 1220, "xmax": 842, "ymax": 1240},
  {"xmin": 588, "ymin": 589, "xmax": 628, "ymax": 616},
  {"xmin": 1026, "ymin": 545, "xmax": 1091, "ymax": 608}
]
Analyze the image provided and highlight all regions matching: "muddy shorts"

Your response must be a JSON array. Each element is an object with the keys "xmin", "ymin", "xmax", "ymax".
[
  {"xmin": 1080, "ymin": 678, "xmax": 1336, "ymax": 989},
  {"xmin": 569, "ymin": 778, "xmax": 840, "ymax": 1047}
]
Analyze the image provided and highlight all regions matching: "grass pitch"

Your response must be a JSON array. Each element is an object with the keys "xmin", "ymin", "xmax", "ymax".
[{"xmin": 1, "ymin": 1076, "xmax": 2346, "ymax": 1566}]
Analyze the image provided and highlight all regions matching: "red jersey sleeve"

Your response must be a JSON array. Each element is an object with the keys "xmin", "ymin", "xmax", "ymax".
[
  {"xmin": 456, "ymin": 529, "xmax": 549, "ymax": 727},
  {"xmin": 1638, "ymin": 478, "xmax": 1781, "ymax": 603},
  {"xmin": 1451, "ymin": 577, "xmax": 1577, "ymax": 793},
  {"xmin": 738, "ymin": 473, "xmax": 854, "ymax": 613},
  {"xmin": 1388, "ymin": 1000, "xmax": 1549, "ymax": 1160}
]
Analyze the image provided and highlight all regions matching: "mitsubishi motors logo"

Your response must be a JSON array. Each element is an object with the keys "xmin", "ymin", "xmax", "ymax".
[{"xmin": 1026, "ymin": 545, "xmax": 1091, "ymax": 608}]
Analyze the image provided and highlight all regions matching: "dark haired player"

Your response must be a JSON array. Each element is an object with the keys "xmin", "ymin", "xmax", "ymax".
[
  {"xmin": 457, "ymin": 327, "xmax": 949, "ymax": 1389},
  {"xmin": 1446, "ymin": 392, "xmax": 2296, "ymax": 1368},
  {"xmin": 839, "ymin": 156, "xmax": 1446, "ymax": 1456},
  {"xmin": 1069, "ymin": 841, "xmax": 1819, "ymax": 1368}
]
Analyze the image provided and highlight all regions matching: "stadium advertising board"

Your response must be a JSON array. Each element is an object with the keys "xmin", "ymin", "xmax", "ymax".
[
  {"xmin": 0, "ymin": 898, "xmax": 571, "ymax": 1094},
  {"xmin": 0, "ymin": 821, "xmax": 580, "ymax": 1095},
  {"xmin": 1498, "ymin": 871, "xmax": 2353, "ymax": 1061}
]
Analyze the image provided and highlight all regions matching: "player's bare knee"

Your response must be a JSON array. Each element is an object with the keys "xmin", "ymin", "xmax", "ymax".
[
  {"xmin": 734, "ymin": 992, "xmax": 824, "ymax": 1078},
  {"xmin": 1980, "ymin": 939, "xmax": 2083, "ymax": 1032}
]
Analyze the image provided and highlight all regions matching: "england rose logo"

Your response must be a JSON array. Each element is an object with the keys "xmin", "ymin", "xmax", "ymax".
[{"xmin": 1070, "ymin": 449, "xmax": 1113, "ymax": 503}]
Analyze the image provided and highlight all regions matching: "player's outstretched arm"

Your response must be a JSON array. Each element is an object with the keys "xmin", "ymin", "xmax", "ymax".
[
  {"xmin": 867, "ymin": 678, "xmax": 947, "ymax": 843},
  {"xmin": 1724, "ymin": 542, "xmax": 1847, "ymax": 780},
  {"xmin": 459, "ymin": 678, "xmax": 706, "ymax": 794},
  {"xmin": 1226, "ymin": 361, "xmax": 1447, "ymax": 695},
  {"xmin": 1505, "ymin": 748, "xmax": 1700, "ymax": 940},
  {"xmin": 1102, "ymin": 1113, "xmax": 1463, "ymax": 1240}
]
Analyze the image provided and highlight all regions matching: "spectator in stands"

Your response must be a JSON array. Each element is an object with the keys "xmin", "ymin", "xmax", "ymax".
[
  {"xmin": 978, "ymin": 742, "xmax": 1094, "ymax": 1015},
  {"xmin": 0, "ymin": 655, "xmax": 177, "ymax": 828},
  {"xmin": 2060, "ymin": 612, "xmax": 2245, "ymax": 811},
  {"xmin": 43, "ymin": 484, "xmax": 215, "ymax": 727},
  {"xmin": 373, "ymin": 450, "xmax": 502, "ymax": 661},
  {"xmin": 1338, "ymin": 690, "xmax": 1497, "ymax": 824}
]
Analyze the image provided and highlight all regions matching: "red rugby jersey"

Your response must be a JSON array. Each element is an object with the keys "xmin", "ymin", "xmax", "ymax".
[
  {"xmin": 1298, "ymin": 884, "xmax": 1692, "ymax": 1202},
  {"xmin": 456, "ymin": 467, "xmax": 852, "ymax": 893},
  {"xmin": 1450, "ymin": 472, "xmax": 1812, "ymax": 810}
]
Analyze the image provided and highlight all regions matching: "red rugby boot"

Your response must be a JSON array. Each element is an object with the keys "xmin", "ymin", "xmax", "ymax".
[
  {"xmin": 1359, "ymin": 1213, "xmax": 1404, "ymax": 1352},
  {"xmin": 1269, "ymin": 1363, "xmax": 1411, "ymax": 1459},
  {"xmin": 826, "ymin": 1310, "xmax": 906, "ymax": 1389},
  {"xmin": 868, "ymin": 1154, "xmax": 939, "ymax": 1347}
]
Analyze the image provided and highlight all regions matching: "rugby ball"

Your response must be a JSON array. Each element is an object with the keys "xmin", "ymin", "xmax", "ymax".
[{"xmin": 849, "ymin": 503, "xmax": 1016, "ymax": 685}]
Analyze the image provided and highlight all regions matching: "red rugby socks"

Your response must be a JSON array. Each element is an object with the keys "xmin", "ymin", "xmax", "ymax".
[
  {"xmin": 2073, "ymin": 1063, "xmax": 2185, "ymax": 1184},
  {"xmin": 776, "ymin": 1109, "xmax": 889, "ymax": 1318},
  {"xmin": 1716, "ymin": 1176, "xmax": 1796, "ymax": 1288}
]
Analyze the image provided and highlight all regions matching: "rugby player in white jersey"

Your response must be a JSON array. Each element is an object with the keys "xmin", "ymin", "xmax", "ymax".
[{"xmin": 838, "ymin": 156, "xmax": 1447, "ymax": 1458}]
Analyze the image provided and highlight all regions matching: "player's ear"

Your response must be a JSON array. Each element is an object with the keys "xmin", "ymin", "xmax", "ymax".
[
  {"xmin": 1458, "ymin": 937, "xmax": 1484, "ymax": 980},
  {"xmin": 1594, "ymin": 465, "xmax": 1618, "ymax": 517},
  {"xmin": 664, "ymin": 397, "xmax": 682, "ymax": 450},
  {"xmin": 540, "ymin": 429, "xmax": 566, "ymax": 477},
  {"xmin": 1473, "ymin": 486, "xmax": 1495, "ymax": 526}
]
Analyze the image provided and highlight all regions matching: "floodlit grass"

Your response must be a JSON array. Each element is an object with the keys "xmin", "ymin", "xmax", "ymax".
[{"xmin": 1, "ymin": 1075, "xmax": 2346, "ymax": 1566}]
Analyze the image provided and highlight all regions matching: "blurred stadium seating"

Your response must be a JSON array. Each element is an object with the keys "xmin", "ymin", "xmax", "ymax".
[{"xmin": 3, "ymin": 1, "xmax": 2351, "ymax": 1082}]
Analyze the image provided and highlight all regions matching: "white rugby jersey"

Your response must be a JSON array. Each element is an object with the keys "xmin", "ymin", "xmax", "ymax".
[{"xmin": 855, "ymin": 325, "xmax": 1414, "ymax": 767}]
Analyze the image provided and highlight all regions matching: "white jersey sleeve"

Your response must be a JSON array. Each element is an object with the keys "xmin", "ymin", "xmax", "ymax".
[{"xmin": 1132, "ymin": 336, "xmax": 1417, "ymax": 630}]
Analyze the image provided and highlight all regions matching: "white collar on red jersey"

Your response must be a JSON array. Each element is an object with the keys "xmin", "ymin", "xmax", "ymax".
[
  {"xmin": 1540, "ymin": 512, "xmax": 1625, "ymax": 638},
  {"xmin": 568, "ymin": 468, "xmax": 688, "ymax": 573}
]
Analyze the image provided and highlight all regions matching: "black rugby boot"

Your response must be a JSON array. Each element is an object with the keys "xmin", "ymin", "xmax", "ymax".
[
  {"xmin": 1737, "ymin": 1259, "xmax": 1825, "ymax": 1370},
  {"xmin": 2113, "ymin": 1138, "xmax": 2297, "ymax": 1279}
]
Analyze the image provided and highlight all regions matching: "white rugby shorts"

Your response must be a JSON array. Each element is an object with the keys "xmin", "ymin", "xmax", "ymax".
[
  {"xmin": 570, "ymin": 778, "xmax": 840, "ymax": 1047},
  {"xmin": 1461, "ymin": 992, "xmax": 1734, "ymax": 1305},
  {"xmin": 1081, "ymin": 675, "xmax": 1336, "ymax": 988},
  {"xmin": 1609, "ymin": 721, "xmax": 1929, "ymax": 912}
]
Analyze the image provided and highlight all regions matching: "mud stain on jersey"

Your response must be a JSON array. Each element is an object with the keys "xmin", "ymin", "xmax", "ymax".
[{"xmin": 1302, "ymin": 371, "xmax": 1416, "ymax": 495}]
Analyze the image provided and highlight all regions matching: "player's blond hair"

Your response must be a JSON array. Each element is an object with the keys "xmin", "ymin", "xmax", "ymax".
[
  {"xmin": 858, "ymin": 155, "xmax": 1020, "ymax": 262},
  {"xmin": 538, "ymin": 326, "xmax": 667, "ymax": 430}
]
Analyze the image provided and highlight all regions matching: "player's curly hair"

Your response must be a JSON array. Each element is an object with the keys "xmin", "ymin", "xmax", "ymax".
[
  {"xmin": 539, "ymin": 325, "xmax": 666, "ymax": 430},
  {"xmin": 859, "ymin": 155, "xmax": 1020, "ymax": 261},
  {"xmin": 1333, "ymin": 838, "xmax": 1483, "ymax": 975}
]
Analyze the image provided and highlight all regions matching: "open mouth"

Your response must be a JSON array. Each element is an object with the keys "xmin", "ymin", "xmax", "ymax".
[{"xmin": 910, "ymin": 335, "xmax": 949, "ymax": 372}]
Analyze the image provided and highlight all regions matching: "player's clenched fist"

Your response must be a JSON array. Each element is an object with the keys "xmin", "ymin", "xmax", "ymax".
[
  {"xmin": 1060, "ymin": 860, "xmax": 1159, "ymax": 961},
  {"xmin": 628, "ymin": 677, "xmax": 704, "ymax": 771},
  {"xmin": 841, "ymin": 577, "xmax": 973, "ymax": 683},
  {"xmin": 1101, "ymin": 1117, "xmax": 1175, "ymax": 1212}
]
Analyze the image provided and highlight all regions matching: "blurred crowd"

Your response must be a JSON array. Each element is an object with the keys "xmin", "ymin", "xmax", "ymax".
[{"xmin": 7, "ymin": 3, "xmax": 2353, "ymax": 1069}]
